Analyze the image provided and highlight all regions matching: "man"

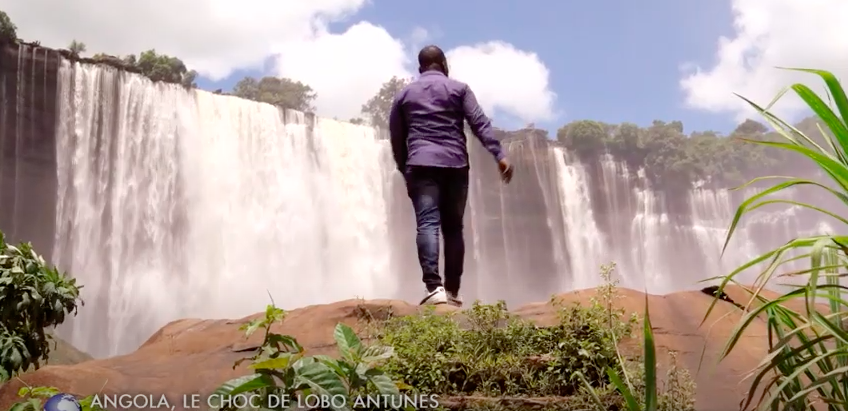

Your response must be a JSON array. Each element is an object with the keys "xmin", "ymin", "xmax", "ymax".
[{"xmin": 389, "ymin": 45, "xmax": 513, "ymax": 307}]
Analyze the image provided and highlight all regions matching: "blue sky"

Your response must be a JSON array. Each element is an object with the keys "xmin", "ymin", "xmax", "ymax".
[{"xmin": 198, "ymin": 0, "xmax": 740, "ymax": 135}]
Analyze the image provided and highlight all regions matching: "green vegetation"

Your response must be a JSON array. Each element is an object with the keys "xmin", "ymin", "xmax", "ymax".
[
  {"xmin": 212, "ymin": 304, "xmax": 407, "ymax": 411},
  {"xmin": 89, "ymin": 50, "xmax": 198, "ymax": 88},
  {"xmin": 708, "ymin": 69, "xmax": 848, "ymax": 410},
  {"xmin": 67, "ymin": 40, "xmax": 86, "ymax": 56},
  {"xmin": 7, "ymin": 386, "xmax": 102, "ymax": 411},
  {"xmin": 364, "ymin": 264, "xmax": 694, "ymax": 410},
  {"xmin": 231, "ymin": 76, "xmax": 318, "ymax": 113},
  {"xmin": 206, "ymin": 264, "xmax": 694, "ymax": 411},
  {"xmin": 578, "ymin": 293, "xmax": 660, "ymax": 411},
  {"xmin": 0, "ymin": 10, "xmax": 16, "ymax": 44},
  {"xmin": 0, "ymin": 231, "xmax": 82, "ymax": 382},
  {"xmin": 556, "ymin": 117, "xmax": 824, "ymax": 194},
  {"xmin": 356, "ymin": 76, "xmax": 412, "ymax": 128}
]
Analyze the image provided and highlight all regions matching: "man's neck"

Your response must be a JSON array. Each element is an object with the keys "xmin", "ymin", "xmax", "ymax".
[{"xmin": 420, "ymin": 69, "xmax": 445, "ymax": 77}]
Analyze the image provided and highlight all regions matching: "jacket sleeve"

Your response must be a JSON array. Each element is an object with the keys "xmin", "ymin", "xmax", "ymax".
[
  {"xmin": 462, "ymin": 85, "xmax": 505, "ymax": 162},
  {"xmin": 388, "ymin": 90, "xmax": 409, "ymax": 173}
]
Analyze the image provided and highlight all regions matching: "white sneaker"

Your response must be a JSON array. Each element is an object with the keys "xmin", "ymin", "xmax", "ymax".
[
  {"xmin": 420, "ymin": 286, "xmax": 448, "ymax": 305},
  {"xmin": 447, "ymin": 292, "xmax": 463, "ymax": 307}
]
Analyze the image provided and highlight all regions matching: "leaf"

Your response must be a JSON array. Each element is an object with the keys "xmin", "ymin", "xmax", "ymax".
[
  {"xmin": 312, "ymin": 355, "xmax": 346, "ymax": 377},
  {"xmin": 333, "ymin": 323, "xmax": 361, "ymax": 358},
  {"xmin": 366, "ymin": 372, "xmax": 400, "ymax": 397},
  {"xmin": 572, "ymin": 371, "xmax": 605, "ymax": 411},
  {"xmin": 29, "ymin": 386, "xmax": 60, "ymax": 398},
  {"xmin": 8, "ymin": 398, "xmax": 39, "ymax": 411},
  {"xmin": 240, "ymin": 319, "xmax": 262, "ymax": 337},
  {"xmin": 606, "ymin": 367, "xmax": 640, "ymax": 411},
  {"xmin": 293, "ymin": 362, "xmax": 349, "ymax": 411},
  {"xmin": 249, "ymin": 353, "xmax": 293, "ymax": 370},
  {"xmin": 266, "ymin": 334, "xmax": 303, "ymax": 353},
  {"xmin": 360, "ymin": 345, "xmax": 393, "ymax": 363},
  {"xmin": 782, "ymin": 68, "xmax": 848, "ymax": 142},
  {"xmin": 642, "ymin": 294, "xmax": 657, "ymax": 411},
  {"xmin": 210, "ymin": 373, "xmax": 276, "ymax": 408},
  {"xmin": 394, "ymin": 381, "xmax": 413, "ymax": 391}
]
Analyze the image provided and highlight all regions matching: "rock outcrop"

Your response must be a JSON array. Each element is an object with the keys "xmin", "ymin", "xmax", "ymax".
[{"xmin": 0, "ymin": 287, "xmax": 771, "ymax": 411}]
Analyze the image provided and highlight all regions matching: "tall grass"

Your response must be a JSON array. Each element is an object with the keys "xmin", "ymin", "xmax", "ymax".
[
  {"xmin": 703, "ymin": 69, "xmax": 848, "ymax": 410},
  {"xmin": 578, "ymin": 293, "xmax": 658, "ymax": 411}
]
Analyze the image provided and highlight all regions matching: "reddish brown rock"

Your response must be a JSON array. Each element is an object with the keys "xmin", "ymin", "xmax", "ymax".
[{"xmin": 0, "ymin": 287, "xmax": 773, "ymax": 411}]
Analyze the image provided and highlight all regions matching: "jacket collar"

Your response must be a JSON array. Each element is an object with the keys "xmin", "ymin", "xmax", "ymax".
[{"xmin": 420, "ymin": 70, "xmax": 446, "ymax": 78}]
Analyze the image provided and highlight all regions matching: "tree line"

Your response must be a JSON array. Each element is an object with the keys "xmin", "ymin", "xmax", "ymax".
[{"xmin": 555, "ymin": 116, "xmax": 821, "ymax": 192}]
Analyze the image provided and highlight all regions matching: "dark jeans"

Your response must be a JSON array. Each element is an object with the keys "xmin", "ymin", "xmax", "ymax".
[{"xmin": 405, "ymin": 166, "xmax": 470, "ymax": 295}]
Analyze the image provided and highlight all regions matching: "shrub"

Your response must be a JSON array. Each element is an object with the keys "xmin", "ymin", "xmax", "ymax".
[
  {"xmin": 212, "ymin": 303, "xmax": 409, "ymax": 411},
  {"xmin": 708, "ymin": 69, "xmax": 848, "ymax": 410},
  {"xmin": 0, "ymin": 231, "xmax": 82, "ymax": 381},
  {"xmin": 0, "ymin": 10, "xmax": 17, "ymax": 44},
  {"xmin": 370, "ymin": 263, "xmax": 695, "ymax": 410}
]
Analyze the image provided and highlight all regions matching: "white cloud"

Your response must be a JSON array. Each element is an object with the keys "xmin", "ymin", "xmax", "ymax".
[
  {"xmin": 680, "ymin": 0, "xmax": 848, "ymax": 123},
  {"xmin": 448, "ymin": 42, "xmax": 557, "ymax": 123},
  {"xmin": 273, "ymin": 21, "xmax": 411, "ymax": 120},
  {"xmin": 1, "ymin": 0, "xmax": 367, "ymax": 80},
  {"xmin": 1, "ymin": 0, "xmax": 557, "ymax": 122},
  {"xmin": 408, "ymin": 27, "xmax": 430, "ymax": 50}
]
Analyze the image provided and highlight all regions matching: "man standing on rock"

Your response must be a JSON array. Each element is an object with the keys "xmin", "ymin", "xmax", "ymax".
[{"xmin": 389, "ymin": 45, "xmax": 514, "ymax": 307}]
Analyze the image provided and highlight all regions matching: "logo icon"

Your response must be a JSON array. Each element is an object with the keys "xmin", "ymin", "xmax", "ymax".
[{"xmin": 44, "ymin": 394, "xmax": 81, "ymax": 411}]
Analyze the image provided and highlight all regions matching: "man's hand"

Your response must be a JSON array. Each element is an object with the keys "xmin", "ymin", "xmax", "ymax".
[{"xmin": 498, "ymin": 158, "xmax": 513, "ymax": 184}]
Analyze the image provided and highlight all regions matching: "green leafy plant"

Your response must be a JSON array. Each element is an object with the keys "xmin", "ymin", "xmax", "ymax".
[
  {"xmin": 0, "ymin": 9, "xmax": 17, "ymax": 43},
  {"xmin": 705, "ymin": 68, "xmax": 848, "ymax": 410},
  {"xmin": 371, "ymin": 263, "xmax": 694, "ymax": 410},
  {"xmin": 0, "ymin": 231, "xmax": 82, "ymax": 381},
  {"xmin": 6, "ymin": 385, "xmax": 104, "ymax": 411},
  {"xmin": 212, "ymin": 303, "xmax": 406, "ymax": 411},
  {"xmin": 577, "ymin": 295, "xmax": 658, "ymax": 411}
]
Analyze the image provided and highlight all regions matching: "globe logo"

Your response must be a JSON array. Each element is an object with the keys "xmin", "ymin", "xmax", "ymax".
[{"xmin": 44, "ymin": 394, "xmax": 81, "ymax": 411}]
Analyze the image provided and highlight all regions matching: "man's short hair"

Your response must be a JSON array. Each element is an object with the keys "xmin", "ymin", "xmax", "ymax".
[{"xmin": 418, "ymin": 45, "xmax": 447, "ymax": 69}]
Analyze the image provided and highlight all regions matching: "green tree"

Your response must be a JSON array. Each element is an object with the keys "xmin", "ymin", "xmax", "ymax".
[
  {"xmin": 553, "ymin": 115, "xmax": 824, "ymax": 192},
  {"xmin": 67, "ymin": 40, "xmax": 86, "ymax": 56},
  {"xmin": 360, "ymin": 76, "xmax": 411, "ymax": 128},
  {"xmin": 231, "ymin": 76, "xmax": 317, "ymax": 112},
  {"xmin": 0, "ymin": 231, "xmax": 82, "ymax": 381},
  {"xmin": 557, "ymin": 119, "xmax": 610, "ymax": 160},
  {"xmin": 125, "ymin": 49, "xmax": 196, "ymax": 88},
  {"xmin": 733, "ymin": 118, "xmax": 768, "ymax": 135},
  {"xmin": 0, "ymin": 9, "xmax": 17, "ymax": 43}
]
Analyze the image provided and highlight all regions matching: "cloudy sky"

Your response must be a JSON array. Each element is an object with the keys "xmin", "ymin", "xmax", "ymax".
[{"xmin": 3, "ymin": 0, "xmax": 846, "ymax": 134}]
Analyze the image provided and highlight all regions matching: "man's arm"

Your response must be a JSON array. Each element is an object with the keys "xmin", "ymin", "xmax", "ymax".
[
  {"xmin": 388, "ymin": 91, "xmax": 409, "ymax": 173},
  {"xmin": 462, "ymin": 85, "xmax": 506, "ymax": 162}
]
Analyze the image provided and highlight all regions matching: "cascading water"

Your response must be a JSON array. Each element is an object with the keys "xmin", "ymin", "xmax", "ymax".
[
  {"xmin": 53, "ymin": 61, "xmax": 397, "ymax": 357},
  {"xmin": 19, "ymin": 55, "xmax": 833, "ymax": 359},
  {"xmin": 552, "ymin": 147, "xmax": 605, "ymax": 290}
]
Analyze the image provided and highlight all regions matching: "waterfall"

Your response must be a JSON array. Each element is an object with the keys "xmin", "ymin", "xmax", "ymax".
[
  {"xmin": 552, "ymin": 147, "xmax": 604, "ymax": 290},
  {"xmin": 53, "ymin": 61, "xmax": 397, "ymax": 357}
]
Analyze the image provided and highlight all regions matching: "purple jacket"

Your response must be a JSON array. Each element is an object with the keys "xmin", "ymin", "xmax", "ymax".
[{"xmin": 388, "ymin": 71, "xmax": 505, "ymax": 173}]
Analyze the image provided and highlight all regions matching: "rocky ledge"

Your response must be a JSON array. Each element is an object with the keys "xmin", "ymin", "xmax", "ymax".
[{"xmin": 0, "ymin": 286, "xmax": 777, "ymax": 411}]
